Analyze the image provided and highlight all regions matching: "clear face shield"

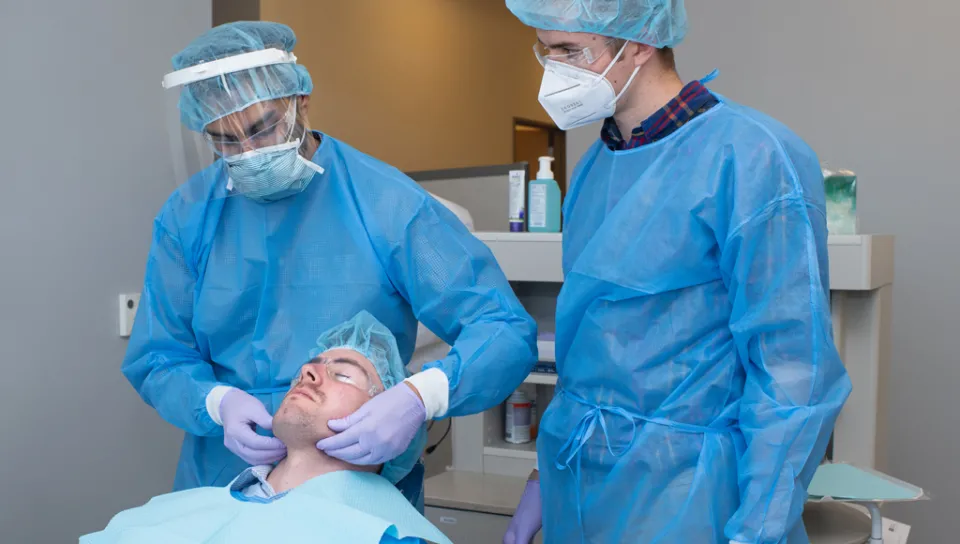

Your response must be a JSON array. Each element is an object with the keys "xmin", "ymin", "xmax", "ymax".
[
  {"xmin": 161, "ymin": 49, "xmax": 322, "ymax": 202},
  {"xmin": 161, "ymin": 87, "xmax": 215, "ymax": 196}
]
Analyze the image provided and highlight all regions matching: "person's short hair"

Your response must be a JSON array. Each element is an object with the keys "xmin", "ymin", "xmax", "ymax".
[
  {"xmin": 658, "ymin": 47, "xmax": 676, "ymax": 70},
  {"xmin": 608, "ymin": 38, "xmax": 675, "ymax": 71}
]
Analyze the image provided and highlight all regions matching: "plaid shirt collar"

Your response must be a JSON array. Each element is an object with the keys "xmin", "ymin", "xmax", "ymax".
[{"xmin": 601, "ymin": 80, "xmax": 718, "ymax": 151}]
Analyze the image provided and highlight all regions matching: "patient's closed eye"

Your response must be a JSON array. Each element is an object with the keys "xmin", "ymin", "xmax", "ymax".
[
  {"xmin": 328, "ymin": 363, "xmax": 360, "ymax": 384},
  {"xmin": 333, "ymin": 372, "xmax": 355, "ymax": 384}
]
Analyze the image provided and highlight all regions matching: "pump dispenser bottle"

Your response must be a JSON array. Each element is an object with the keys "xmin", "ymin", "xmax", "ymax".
[{"xmin": 528, "ymin": 156, "xmax": 561, "ymax": 233}]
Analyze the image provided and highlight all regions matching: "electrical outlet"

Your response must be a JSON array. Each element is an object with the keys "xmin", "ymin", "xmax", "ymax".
[
  {"xmin": 882, "ymin": 517, "xmax": 911, "ymax": 544},
  {"xmin": 119, "ymin": 293, "xmax": 140, "ymax": 338}
]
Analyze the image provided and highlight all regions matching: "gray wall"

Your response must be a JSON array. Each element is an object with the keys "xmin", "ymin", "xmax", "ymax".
[
  {"xmin": 0, "ymin": 1, "xmax": 211, "ymax": 542},
  {"xmin": 566, "ymin": 2, "xmax": 957, "ymax": 541}
]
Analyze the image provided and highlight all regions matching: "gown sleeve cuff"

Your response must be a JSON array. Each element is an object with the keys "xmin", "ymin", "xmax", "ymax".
[
  {"xmin": 205, "ymin": 385, "xmax": 236, "ymax": 426},
  {"xmin": 404, "ymin": 368, "xmax": 449, "ymax": 420}
]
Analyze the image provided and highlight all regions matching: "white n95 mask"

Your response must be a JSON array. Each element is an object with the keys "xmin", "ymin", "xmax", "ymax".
[
  {"xmin": 537, "ymin": 42, "xmax": 641, "ymax": 131},
  {"xmin": 224, "ymin": 131, "xmax": 325, "ymax": 203}
]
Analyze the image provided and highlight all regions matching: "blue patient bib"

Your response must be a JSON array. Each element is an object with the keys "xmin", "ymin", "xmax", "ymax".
[{"xmin": 80, "ymin": 471, "xmax": 452, "ymax": 544}]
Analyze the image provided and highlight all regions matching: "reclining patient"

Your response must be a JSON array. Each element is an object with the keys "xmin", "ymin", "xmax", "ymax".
[{"xmin": 82, "ymin": 311, "xmax": 452, "ymax": 544}]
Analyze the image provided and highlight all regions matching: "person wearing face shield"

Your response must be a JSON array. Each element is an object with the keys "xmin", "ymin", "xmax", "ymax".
[
  {"xmin": 503, "ymin": 1, "xmax": 851, "ymax": 543},
  {"xmin": 122, "ymin": 21, "xmax": 538, "ymax": 509}
]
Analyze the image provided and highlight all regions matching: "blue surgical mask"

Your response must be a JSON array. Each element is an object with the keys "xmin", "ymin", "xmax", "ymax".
[{"xmin": 224, "ymin": 130, "xmax": 325, "ymax": 203}]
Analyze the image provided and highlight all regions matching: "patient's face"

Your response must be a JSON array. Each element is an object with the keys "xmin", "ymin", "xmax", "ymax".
[{"xmin": 272, "ymin": 348, "xmax": 384, "ymax": 448}]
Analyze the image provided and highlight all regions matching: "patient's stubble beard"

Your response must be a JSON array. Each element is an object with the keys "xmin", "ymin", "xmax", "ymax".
[{"xmin": 273, "ymin": 397, "xmax": 328, "ymax": 450}]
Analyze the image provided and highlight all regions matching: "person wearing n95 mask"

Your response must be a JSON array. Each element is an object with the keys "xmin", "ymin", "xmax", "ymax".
[
  {"xmin": 123, "ymin": 21, "xmax": 537, "ymax": 510},
  {"xmin": 504, "ymin": 1, "xmax": 851, "ymax": 543}
]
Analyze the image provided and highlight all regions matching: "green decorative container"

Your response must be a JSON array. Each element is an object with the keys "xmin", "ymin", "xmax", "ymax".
[{"xmin": 823, "ymin": 168, "xmax": 857, "ymax": 235}]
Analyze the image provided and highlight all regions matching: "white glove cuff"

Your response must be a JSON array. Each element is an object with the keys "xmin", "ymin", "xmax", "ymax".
[
  {"xmin": 205, "ymin": 385, "xmax": 236, "ymax": 426},
  {"xmin": 404, "ymin": 368, "xmax": 449, "ymax": 420}
]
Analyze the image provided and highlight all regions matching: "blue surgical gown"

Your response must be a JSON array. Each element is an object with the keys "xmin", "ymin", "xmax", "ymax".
[
  {"xmin": 122, "ymin": 132, "xmax": 538, "ymax": 493},
  {"xmin": 540, "ymin": 96, "xmax": 852, "ymax": 543}
]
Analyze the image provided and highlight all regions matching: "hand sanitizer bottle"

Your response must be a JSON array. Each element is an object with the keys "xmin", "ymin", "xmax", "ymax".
[{"xmin": 528, "ymin": 156, "xmax": 561, "ymax": 233}]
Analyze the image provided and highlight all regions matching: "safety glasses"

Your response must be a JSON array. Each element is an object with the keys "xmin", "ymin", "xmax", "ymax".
[
  {"xmin": 533, "ymin": 41, "xmax": 612, "ymax": 67},
  {"xmin": 202, "ymin": 98, "xmax": 299, "ymax": 157},
  {"xmin": 290, "ymin": 356, "xmax": 382, "ymax": 398}
]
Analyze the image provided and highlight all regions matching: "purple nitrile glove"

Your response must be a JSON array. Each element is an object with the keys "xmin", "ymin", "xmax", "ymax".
[
  {"xmin": 504, "ymin": 479, "xmax": 542, "ymax": 544},
  {"xmin": 220, "ymin": 389, "xmax": 286, "ymax": 465},
  {"xmin": 316, "ymin": 383, "xmax": 426, "ymax": 465}
]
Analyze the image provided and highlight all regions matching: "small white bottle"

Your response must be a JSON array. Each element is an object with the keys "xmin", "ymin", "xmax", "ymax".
[
  {"xmin": 504, "ymin": 390, "xmax": 532, "ymax": 444},
  {"xmin": 508, "ymin": 168, "xmax": 526, "ymax": 232}
]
